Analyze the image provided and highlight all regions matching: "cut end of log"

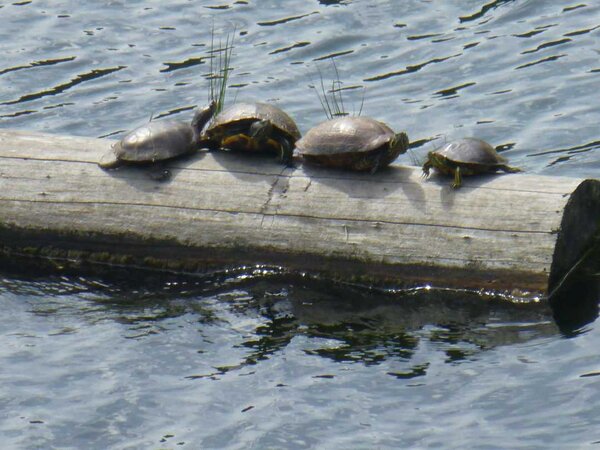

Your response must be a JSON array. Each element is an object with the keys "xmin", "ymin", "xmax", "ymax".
[{"xmin": 550, "ymin": 179, "xmax": 600, "ymax": 291}]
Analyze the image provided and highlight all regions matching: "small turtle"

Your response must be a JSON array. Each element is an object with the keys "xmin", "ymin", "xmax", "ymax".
[
  {"xmin": 422, "ymin": 137, "xmax": 521, "ymax": 188},
  {"xmin": 295, "ymin": 116, "xmax": 409, "ymax": 173},
  {"xmin": 204, "ymin": 102, "xmax": 301, "ymax": 165},
  {"xmin": 98, "ymin": 101, "xmax": 216, "ymax": 175}
]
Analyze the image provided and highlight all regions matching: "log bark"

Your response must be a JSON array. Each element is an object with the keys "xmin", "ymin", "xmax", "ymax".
[{"xmin": 1, "ymin": 129, "xmax": 599, "ymax": 299}]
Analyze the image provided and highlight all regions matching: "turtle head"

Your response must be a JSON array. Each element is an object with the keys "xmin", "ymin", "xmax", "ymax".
[
  {"xmin": 427, "ymin": 151, "xmax": 447, "ymax": 169},
  {"xmin": 249, "ymin": 119, "xmax": 274, "ymax": 144},
  {"xmin": 423, "ymin": 151, "xmax": 455, "ymax": 178},
  {"xmin": 390, "ymin": 131, "xmax": 409, "ymax": 154},
  {"xmin": 192, "ymin": 100, "xmax": 217, "ymax": 134}
]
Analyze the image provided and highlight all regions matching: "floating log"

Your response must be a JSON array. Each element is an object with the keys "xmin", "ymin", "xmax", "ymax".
[{"xmin": 1, "ymin": 129, "xmax": 600, "ymax": 303}]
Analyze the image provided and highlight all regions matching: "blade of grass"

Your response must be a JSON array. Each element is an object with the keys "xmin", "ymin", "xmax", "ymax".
[
  {"xmin": 311, "ymin": 58, "xmax": 353, "ymax": 120},
  {"xmin": 317, "ymin": 64, "xmax": 334, "ymax": 120},
  {"xmin": 209, "ymin": 23, "xmax": 215, "ymax": 106},
  {"xmin": 356, "ymin": 86, "xmax": 365, "ymax": 117},
  {"xmin": 217, "ymin": 27, "xmax": 235, "ymax": 114},
  {"xmin": 331, "ymin": 58, "xmax": 345, "ymax": 117}
]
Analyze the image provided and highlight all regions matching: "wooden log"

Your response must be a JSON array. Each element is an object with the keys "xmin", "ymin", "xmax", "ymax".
[{"xmin": 1, "ymin": 129, "xmax": 599, "ymax": 300}]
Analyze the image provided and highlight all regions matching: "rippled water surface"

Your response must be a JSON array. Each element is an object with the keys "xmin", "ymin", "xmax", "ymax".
[{"xmin": 2, "ymin": 1, "xmax": 600, "ymax": 448}]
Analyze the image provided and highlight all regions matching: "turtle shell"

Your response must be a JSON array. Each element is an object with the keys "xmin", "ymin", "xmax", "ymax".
[
  {"xmin": 296, "ymin": 116, "xmax": 396, "ymax": 156},
  {"xmin": 113, "ymin": 120, "xmax": 195, "ymax": 163},
  {"xmin": 295, "ymin": 116, "xmax": 407, "ymax": 171},
  {"xmin": 99, "ymin": 102, "xmax": 216, "ymax": 170},
  {"xmin": 98, "ymin": 120, "xmax": 196, "ymax": 169},
  {"xmin": 433, "ymin": 138, "xmax": 506, "ymax": 168},
  {"xmin": 206, "ymin": 102, "xmax": 301, "ymax": 142}
]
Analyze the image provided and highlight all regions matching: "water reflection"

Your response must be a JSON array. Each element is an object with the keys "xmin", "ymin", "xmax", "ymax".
[
  {"xmin": 2, "ymin": 265, "xmax": 558, "ymax": 372},
  {"xmin": 550, "ymin": 269, "xmax": 600, "ymax": 334}
]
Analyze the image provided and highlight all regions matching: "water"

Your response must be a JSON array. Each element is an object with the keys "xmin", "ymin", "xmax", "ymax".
[{"xmin": 2, "ymin": 1, "xmax": 600, "ymax": 448}]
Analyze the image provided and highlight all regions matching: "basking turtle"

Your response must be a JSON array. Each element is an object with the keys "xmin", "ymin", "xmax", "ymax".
[
  {"xmin": 203, "ymin": 102, "xmax": 301, "ymax": 165},
  {"xmin": 98, "ymin": 101, "xmax": 216, "ymax": 172},
  {"xmin": 295, "ymin": 116, "xmax": 409, "ymax": 172},
  {"xmin": 422, "ymin": 138, "xmax": 521, "ymax": 188}
]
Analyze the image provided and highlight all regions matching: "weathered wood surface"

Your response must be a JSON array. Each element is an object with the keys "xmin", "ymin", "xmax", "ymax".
[{"xmin": 1, "ymin": 129, "xmax": 599, "ymax": 296}]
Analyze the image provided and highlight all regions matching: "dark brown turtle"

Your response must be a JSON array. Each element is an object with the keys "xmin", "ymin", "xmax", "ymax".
[
  {"xmin": 295, "ymin": 116, "xmax": 409, "ymax": 172},
  {"xmin": 98, "ymin": 101, "xmax": 216, "ymax": 172},
  {"xmin": 203, "ymin": 102, "xmax": 301, "ymax": 165},
  {"xmin": 422, "ymin": 137, "xmax": 521, "ymax": 188}
]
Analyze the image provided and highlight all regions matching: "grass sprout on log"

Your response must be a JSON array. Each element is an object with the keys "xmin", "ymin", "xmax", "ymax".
[
  {"xmin": 208, "ymin": 25, "xmax": 235, "ymax": 115},
  {"xmin": 311, "ymin": 58, "xmax": 365, "ymax": 120}
]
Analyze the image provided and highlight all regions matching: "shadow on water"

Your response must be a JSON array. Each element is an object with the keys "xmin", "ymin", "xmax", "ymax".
[
  {"xmin": 529, "ymin": 140, "xmax": 600, "ymax": 168},
  {"xmin": 318, "ymin": 0, "xmax": 350, "ymax": 5},
  {"xmin": 458, "ymin": 0, "xmax": 517, "ymax": 23}
]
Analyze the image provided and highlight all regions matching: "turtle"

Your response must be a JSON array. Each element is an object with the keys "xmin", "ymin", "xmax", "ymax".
[
  {"xmin": 203, "ymin": 102, "xmax": 301, "ymax": 165},
  {"xmin": 422, "ymin": 137, "xmax": 522, "ymax": 188},
  {"xmin": 98, "ymin": 101, "xmax": 217, "ymax": 176},
  {"xmin": 295, "ymin": 116, "xmax": 409, "ymax": 173}
]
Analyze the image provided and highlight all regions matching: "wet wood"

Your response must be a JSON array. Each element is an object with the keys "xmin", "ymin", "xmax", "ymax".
[{"xmin": 1, "ymin": 129, "xmax": 599, "ymax": 298}]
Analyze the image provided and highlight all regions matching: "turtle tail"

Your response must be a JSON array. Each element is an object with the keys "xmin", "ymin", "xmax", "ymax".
[{"xmin": 500, "ymin": 165, "xmax": 522, "ymax": 173}]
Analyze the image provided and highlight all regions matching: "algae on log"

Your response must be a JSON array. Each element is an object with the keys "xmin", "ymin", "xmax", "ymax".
[{"xmin": 1, "ymin": 129, "xmax": 600, "ymax": 300}]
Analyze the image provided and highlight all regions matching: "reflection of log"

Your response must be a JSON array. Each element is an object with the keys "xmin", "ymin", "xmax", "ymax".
[{"xmin": 1, "ymin": 129, "xmax": 600, "ymax": 300}]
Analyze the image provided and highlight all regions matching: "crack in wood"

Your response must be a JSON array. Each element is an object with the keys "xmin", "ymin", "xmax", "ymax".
[
  {"xmin": 0, "ymin": 197, "xmax": 554, "ymax": 235},
  {"xmin": 259, "ymin": 166, "xmax": 292, "ymax": 220}
]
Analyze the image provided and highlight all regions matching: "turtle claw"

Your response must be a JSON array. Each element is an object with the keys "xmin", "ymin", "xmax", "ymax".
[{"xmin": 421, "ymin": 160, "xmax": 432, "ymax": 179}]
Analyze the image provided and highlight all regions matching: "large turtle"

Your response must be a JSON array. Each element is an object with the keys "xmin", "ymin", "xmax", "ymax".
[
  {"xmin": 203, "ymin": 102, "xmax": 301, "ymax": 165},
  {"xmin": 422, "ymin": 137, "xmax": 521, "ymax": 188},
  {"xmin": 295, "ymin": 116, "xmax": 409, "ymax": 173},
  {"xmin": 98, "ymin": 101, "xmax": 216, "ymax": 173}
]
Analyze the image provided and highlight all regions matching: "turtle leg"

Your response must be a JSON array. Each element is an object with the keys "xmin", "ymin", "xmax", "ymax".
[
  {"xmin": 451, "ymin": 166, "xmax": 462, "ymax": 189},
  {"xmin": 148, "ymin": 161, "xmax": 172, "ymax": 182},
  {"xmin": 249, "ymin": 120, "xmax": 274, "ymax": 143},
  {"xmin": 369, "ymin": 147, "xmax": 388, "ymax": 174},
  {"xmin": 192, "ymin": 101, "xmax": 217, "ymax": 134},
  {"xmin": 279, "ymin": 137, "xmax": 294, "ymax": 166},
  {"xmin": 196, "ymin": 136, "xmax": 220, "ymax": 151},
  {"xmin": 192, "ymin": 101, "xmax": 217, "ymax": 150},
  {"xmin": 222, "ymin": 134, "xmax": 253, "ymax": 152}
]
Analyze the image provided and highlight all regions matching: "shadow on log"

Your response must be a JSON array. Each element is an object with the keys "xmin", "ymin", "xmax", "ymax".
[{"xmin": 0, "ymin": 129, "xmax": 599, "ymax": 325}]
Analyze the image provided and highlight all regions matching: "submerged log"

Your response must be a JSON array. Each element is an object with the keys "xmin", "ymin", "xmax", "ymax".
[{"xmin": 1, "ymin": 129, "xmax": 599, "ymax": 301}]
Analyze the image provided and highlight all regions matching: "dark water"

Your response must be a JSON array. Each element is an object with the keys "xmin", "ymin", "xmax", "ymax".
[{"xmin": 2, "ymin": 1, "xmax": 600, "ymax": 448}]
